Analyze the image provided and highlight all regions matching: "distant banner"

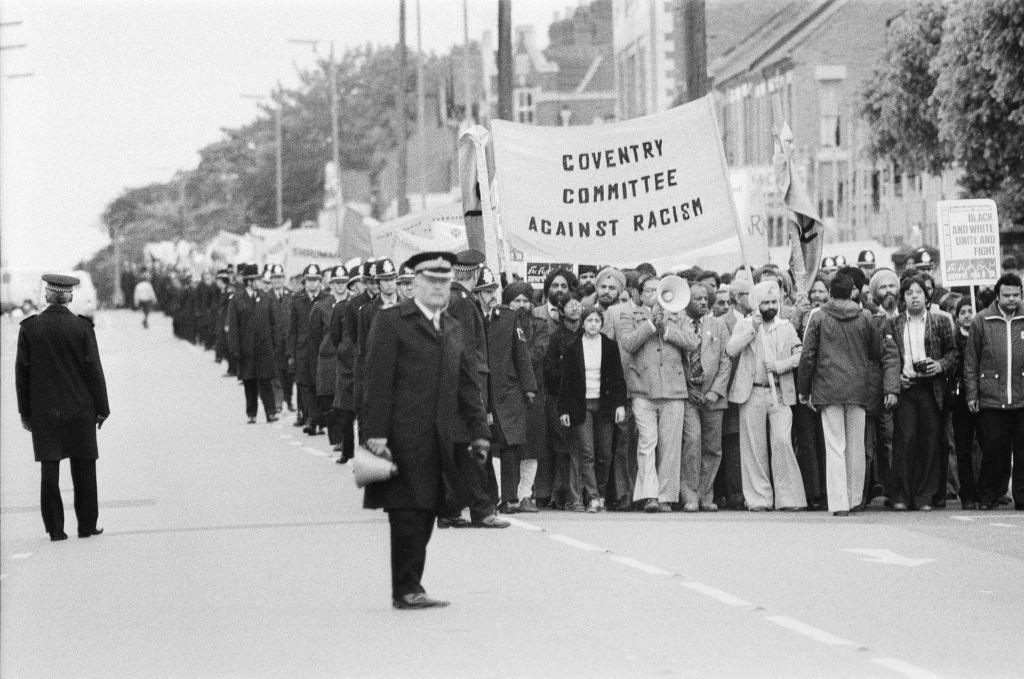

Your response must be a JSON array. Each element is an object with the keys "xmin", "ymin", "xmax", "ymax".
[
  {"xmin": 937, "ymin": 199, "xmax": 1000, "ymax": 286},
  {"xmin": 490, "ymin": 96, "xmax": 738, "ymax": 265},
  {"xmin": 525, "ymin": 262, "xmax": 574, "ymax": 285}
]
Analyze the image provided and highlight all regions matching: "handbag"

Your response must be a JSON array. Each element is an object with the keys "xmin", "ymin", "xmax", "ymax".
[{"xmin": 353, "ymin": 445, "xmax": 398, "ymax": 488}]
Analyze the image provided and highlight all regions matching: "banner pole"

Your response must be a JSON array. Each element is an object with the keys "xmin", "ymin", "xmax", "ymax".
[{"xmin": 707, "ymin": 95, "xmax": 755, "ymax": 279}]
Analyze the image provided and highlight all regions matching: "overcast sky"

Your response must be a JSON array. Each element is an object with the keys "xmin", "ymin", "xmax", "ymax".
[{"xmin": 0, "ymin": 0, "xmax": 563, "ymax": 271}]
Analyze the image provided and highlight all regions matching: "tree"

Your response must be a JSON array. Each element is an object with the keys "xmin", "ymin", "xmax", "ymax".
[
  {"xmin": 861, "ymin": 0, "xmax": 1024, "ymax": 226},
  {"xmin": 860, "ymin": 0, "xmax": 950, "ymax": 176}
]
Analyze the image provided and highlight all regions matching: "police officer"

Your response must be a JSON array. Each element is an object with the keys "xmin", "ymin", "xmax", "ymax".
[
  {"xmin": 286, "ymin": 264, "xmax": 328, "ymax": 428},
  {"xmin": 344, "ymin": 259, "xmax": 379, "ymax": 426},
  {"xmin": 858, "ymin": 249, "xmax": 877, "ymax": 278},
  {"xmin": 265, "ymin": 264, "xmax": 294, "ymax": 412},
  {"xmin": 356, "ymin": 258, "xmax": 401, "ymax": 417},
  {"xmin": 331, "ymin": 257, "xmax": 364, "ymax": 463},
  {"xmin": 310, "ymin": 265, "xmax": 348, "ymax": 442},
  {"xmin": 227, "ymin": 263, "xmax": 279, "ymax": 423},
  {"xmin": 16, "ymin": 274, "xmax": 110, "ymax": 541},
  {"xmin": 361, "ymin": 251, "xmax": 491, "ymax": 608}
]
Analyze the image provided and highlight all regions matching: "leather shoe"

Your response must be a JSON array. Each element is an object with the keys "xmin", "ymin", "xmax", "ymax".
[
  {"xmin": 49, "ymin": 531, "xmax": 68, "ymax": 542},
  {"xmin": 247, "ymin": 416, "xmax": 256, "ymax": 424},
  {"xmin": 392, "ymin": 592, "xmax": 449, "ymax": 610},
  {"xmin": 961, "ymin": 501, "xmax": 979, "ymax": 510},
  {"xmin": 918, "ymin": 504, "xmax": 933, "ymax": 512},
  {"xmin": 472, "ymin": 514, "xmax": 511, "ymax": 528},
  {"xmin": 682, "ymin": 502, "xmax": 699, "ymax": 513},
  {"xmin": 699, "ymin": 502, "xmax": 718, "ymax": 512},
  {"xmin": 436, "ymin": 516, "xmax": 471, "ymax": 529},
  {"xmin": 833, "ymin": 510, "xmax": 850, "ymax": 517},
  {"xmin": 892, "ymin": 502, "xmax": 908, "ymax": 511},
  {"xmin": 78, "ymin": 528, "xmax": 104, "ymax": 538},
  {"xmin": 519, "ymin": 498, "xmax": 539, "ymax": 513},
  {"xmin": 266, "ymin": 415, "xmax": 279, "ymax": 423}
]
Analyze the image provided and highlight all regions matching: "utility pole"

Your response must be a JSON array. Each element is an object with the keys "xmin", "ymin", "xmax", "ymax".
[
  {"xmin": 416, "ymin": 0, "xmax": 426, "ymax": 209},
  {"xmin": 462, "ymin": 0, "xmax": 472, "ymax": 126},
  {"xmin": 682, "ymin": 0, "xmax": 708, "ymax": 102},
  {"xmin": 496, "ymin": 0, "xmax": 513, "ymax": 121},
  {"xmin": 241, "ymin": 92, "xmax": 284, "ymax": 228},
  {"xmin": 397, "ymin": 0, "xmax": 409, "ymax": 216}
]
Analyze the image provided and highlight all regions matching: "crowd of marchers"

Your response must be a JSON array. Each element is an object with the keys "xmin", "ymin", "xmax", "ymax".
[{"xmin": 132, "ymin": 246, "xmax": 1023, "ymax": 519}]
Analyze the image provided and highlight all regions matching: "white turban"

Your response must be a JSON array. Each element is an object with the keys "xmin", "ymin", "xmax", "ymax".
[{"xmin": 749, "ymin": 281, "xmax": 780, "ymax": 317}]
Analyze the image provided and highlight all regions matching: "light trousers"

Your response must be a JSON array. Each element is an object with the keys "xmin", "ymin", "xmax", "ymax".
[
  {"xmin": 632, "ymin": 397, "xmax": 686, "ymax": 503},
  {"xmin": 682, "ymin": 401, "xmax": 724, "ymax": 504},
  {"xmin": 821, "ymin": 404, "xmax": 866, "ymax": 513},
  {"xmin": 738, "ymin": 386, "xmax": 806, "ymax": 509}
]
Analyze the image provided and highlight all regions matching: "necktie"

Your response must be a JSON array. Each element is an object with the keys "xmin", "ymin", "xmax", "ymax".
[{"xmin": 433, "ymin": 313, "xmax": 441, "ymax": 331}]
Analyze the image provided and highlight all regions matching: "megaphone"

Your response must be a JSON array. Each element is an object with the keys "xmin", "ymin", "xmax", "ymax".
[{"xmin": 656, "ymin": 274, "xmax": 691, "ymax": 313}]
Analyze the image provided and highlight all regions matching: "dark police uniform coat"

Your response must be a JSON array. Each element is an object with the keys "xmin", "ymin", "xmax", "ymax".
[
  {"xmin": 309, "ymin": 295, "xmax": 341, "ymax": 396},
  {"xmin": 341, "ymin": 289, "xmax": 373, "ymax": 410},
  {"xmin": 483, "ymin": 306, "xmax": 537, "ymax": 446},
  {"xmin": 362, "ymin": 300, "xmax": 489, "ymax": 512},
  {"xmin": 330, "ymin": 298, "xmax": 354, "ymax": 410},
  {"xmin": 356, "ymin": 296, "xmax": 401, "ymax": 408},
  {"xmin": 268, "ymin": 288, "xmax": 292, "ymax": 373},
  {"xmin": 226, "ymin": 289, "xmax": 279, "ymax": 380},
  {"xmin": 15, "ymin": 305, "xmax": 110, "ymax": 462},
  {"xmin": 286, "ymin": 290, "xmax": 327, "ymax": 386},
  {"xmin": 448, "ymin": 281, "xmax": 489, "ymax": 377}
]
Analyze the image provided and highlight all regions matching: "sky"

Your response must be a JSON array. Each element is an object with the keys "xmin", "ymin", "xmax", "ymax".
[{"xmin": 0, "ymin": 0, "xmax": 565, "ymax": 271}]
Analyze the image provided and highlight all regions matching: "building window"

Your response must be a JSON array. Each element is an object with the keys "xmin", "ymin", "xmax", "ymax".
[{"xmin": 817, "ymin": 77, "xmax": 843, "ymax": 147}]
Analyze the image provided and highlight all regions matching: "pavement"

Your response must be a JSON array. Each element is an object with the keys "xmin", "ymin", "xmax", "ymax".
[{"xmin": 1, "ymin": 310, "xmax": 1022, "ymax": 679}]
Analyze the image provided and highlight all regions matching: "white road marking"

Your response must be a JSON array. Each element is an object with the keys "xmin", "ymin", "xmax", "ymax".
[
  {"xmin": 505, "ymin": 517, "xmax": 543, "ymax": 531},
  {"xmin": 872, "ymin": 657, "xmax": 946, "ymax": 679},
  {"xmin": 303, "ymin": 446, "xmax": 331, "ymax": 458},
  {"xmin": 842, "ymin": 548, "xmax": 935, "ymax": 568},
  {"xmin": 608, "ymin": 554, "xmax": 672, "ymax": 576},
  {"xmin": 546, "ymin": 534, "xmax": 606, "ymax": 552},
  {"xmin": 11, "ymin": 553, "xmax": 32, "ymax": 560},
  {"xmin": 949, "ymin": 515, "xmax": 975, "ymax": 522},
  {"xmin": 681, "ymin": 582, "xmax": 752, "ymax": 607},
  {"xmin": 289, "ymin": 441, "xmax": 302, "ymax": 447},
  {"xmin": 765, "ymin": 616, "xmax": 857, "ymax": 647},
  {"xmin": 988, "ymin": 523, "xmax": 1018, "ymax": 528},
  {"xmin": 279, "ymin": 434, "xmax": 291, "ymax": 440}
]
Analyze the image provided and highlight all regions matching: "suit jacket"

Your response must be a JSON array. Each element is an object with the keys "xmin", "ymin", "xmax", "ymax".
[
  {"xmin": 891, "ymin": 310, "xmax": 958, "ymax": 409},
  {"xmin": 727, "ymin": 318, "xmax": 802, "ymax": 405},
  {"xmin": 15, "ymin": 305, "xmax": 109, "ymax": 462},
  {"xmin": 683, "ymin": 313, "xmax": 733, "ymax": 410},
  {"xmin": 557, "ymin": 333, "xmax": 628, "ymax": 426},
  {"xmin": 362, "ymin": 300, "xmax": 489, "ymax": 512},
  {"xmin": 227, "ymin": 289, "xmax": 278, "ymax": 381},
  {"xmin": 483, "ymin": 306, "xmax": 537, "ymax": 446},
  {"xmin": 615, "ymin": 305, "xmax": 699, "ymax": 399}
]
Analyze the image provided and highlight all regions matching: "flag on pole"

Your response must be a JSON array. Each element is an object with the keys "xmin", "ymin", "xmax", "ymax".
[
  {"xmin": 772, "ymin": 122, "xmax": 823, "ymax": 294},
  {"xmin": 458, "ymin": 125, "xmax": 504, "ymax": 272}
]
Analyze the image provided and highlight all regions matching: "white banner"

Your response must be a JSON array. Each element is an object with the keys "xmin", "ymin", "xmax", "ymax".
[
  {"xmin": 937, "ymin": 199, "xmax": 1000, "ymax": 286},
  {"xmin": 729, "ymin": 168, "xmax": 771, "ymax": 267},
  {"xmin": 490, "ymin": 96, "xmax": 739, "ymax": 266}
]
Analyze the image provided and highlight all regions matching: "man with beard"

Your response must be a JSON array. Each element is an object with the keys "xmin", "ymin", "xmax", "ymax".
[
  {"xmin": 286, "ymin": 264, "xmax": 328, "ymax": 429},
  {"xmin": 863, "ymin": 268, "xmax": 902, "ymax": 505},
  {"xmin": 681, "ymin": 281, "xmax": 733, "ymax": 511},
  {"xmin": 532, "ymin": 267, "xmax": 576, "ymax": 507},
  {"xmin": 474, "ymin": 267, "xmax": 537, "ymax": 511},
  {"xmin": 964, "ymin": 273, "xmax": 1024, "ymax": 510},
  {"xmin": 577, "ymin": 265, "xmax": 599, "ymax": 298}
]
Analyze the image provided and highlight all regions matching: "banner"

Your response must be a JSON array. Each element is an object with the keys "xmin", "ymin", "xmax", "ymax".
[
  {"xmin": 772, "ymin": 122, "xmax": 823, "ymax": 293},
  {"xmin": 729, "ymin": 169, "xmax": 771, "ymax": 267},
  {"xmin": 937, "ymin": 199, "xmax": 1000, "ymax": 286},
  {"xmin": 490, "ymin": 96, "xmax": 738, "ymax": 266}
]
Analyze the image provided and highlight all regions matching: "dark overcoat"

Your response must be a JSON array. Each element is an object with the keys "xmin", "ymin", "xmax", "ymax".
[
  {"xmin": 286, "ymin": 290, "xmax": 327, "ymax": 386},
  {"xmin": 362, "ymin": 300, "xmax": 489, "ymax": 512},
  {"xmin": 15, "ymin": 305, "xmax": 110, "ymax": 462},
  {"xmin": 484, "ymin": 306, "xmax": 537, "ymax": 446},
  {"xmin": 356, "ymin": 297, "xmax": 402, "ymax": 409},
  {"xmin": 557, "ymin": 333, "xmax": 628, "ymax": 427},
  {"xmin": 330, "ymin": 298, "xmax": 355, "ymax": 410},
  {"xmin": 309, "ymin": 295, "xmax": 341, "ymax": 396},
  {"xmin": 447, "ymin": 282, "xmax": 488, "ymax": 377},
  {"xmin": 268, "ymin": 288, "xmax": 292, "ymax": 372},
  {"xmin": 342, "ymin": 290, "xmax": 373, "ymax": 409},
  {"xmin": 226, "ymin": 290, "xmax": 278, "ymax": 380}
]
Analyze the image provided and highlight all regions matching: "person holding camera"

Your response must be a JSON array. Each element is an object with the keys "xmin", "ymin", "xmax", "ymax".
[{"xmin": 889, "ymin": 274, "xmax": 958, "ymax": 511}]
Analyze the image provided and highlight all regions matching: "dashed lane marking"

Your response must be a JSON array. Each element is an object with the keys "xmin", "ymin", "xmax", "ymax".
[
  {"xmin": 681, "ymin": 582, "xmax": 752, "ymax": 607},
  {"xmin": 988, "ymin": 523, "xmax": 1018, "ymax": 528},
  {"xmin": 872, "ymin": 657, "xmax": 946, "ymax": 679},
  {"xmin": 546, "ymin": 534, "xmax": 606, "ymax": 552},
  {"xmin": 288, "ymin": 441, "xmax": 302, "ymax": 447},
  {"xmin": 765, "ymin": 615, "xmax": 858, "ymax": 647},
  {"xmin": 11, "ymin": 553, "xmax": 32, "ymax": 560},
  {"xmin": 608, "ymin": 554, "xmax": 672, "ymax": 576},
  {"xmin": 279, "ymin": 434, "xmax": 291, "ymax": 440},
  {"xmin": 949, "ymin": 516, "xmax": 975, "ymax": 522},
  {"xmin": 504, "ymin": 517, "xmax": 542, "ymax": 531}
]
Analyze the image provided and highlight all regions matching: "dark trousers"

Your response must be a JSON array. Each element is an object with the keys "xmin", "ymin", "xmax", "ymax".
[
  {"xmin": 334, "ymin": 408, "xmax": 356, "ymax": 458},
  {"xmin": 892, "ymin": 383, "xmax": 942, "ymax": 507},
  {"xmin": 387, "ymin": 509, "xmax": 435, "ymax": 600},
  {"xmin": 714, "ymin": 404, "xmax": 744, "ymax": 507},
  {"xmin": 864, "ymin": 409, "xmax": 894, "ymax": 504},
  {"xmin": 934, "ymin": 398, "xmax": 955, "ymax": 503},
  {"xmin": 607, "ymin": 408, "xmax": 636, "ymax": 507},
  {"xmin": 40, "ymin": 458, "xmax": 97, "ymax": 536},
  {"xmin": 538, "ymin": 397, "xmax": 571, "ymax": 504},
  {"xmin": 281, "ymin": 369, "xmax": 294, "ymax": 406},
  {"xmin": 793, "ymin": 403, "xmax": 826, "ymax": 503},
  {"xmin": 977, "ymin": 409, "xmax": 1024, "ymax": 506},
  {"xmin": 951, "ymin": 395, "xmax": 981, "ymax": 502},
  {"xmin": 452, "ymin": 444, "xmax": 496, "ymax": 521},
  {"xmin": 297, "ymin": 384, "xmax": 318, "ymax": 424},
  {"xmin": 573, "ymin": 402, "xmax": 614, "ymax": 504},
  {"xmin": 499, "ymin": 443, "xmax": 522, "ymax": 504},
  {"xmin": 243, "ymin": 379, "xmax": 276, "ymax": 419},
  {"xmin": 316, "ymin": 395, "xmax": 335, "ymax": 431}
]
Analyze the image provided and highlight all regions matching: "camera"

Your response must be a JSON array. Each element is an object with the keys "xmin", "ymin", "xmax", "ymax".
[{"xmin": 913, "ymin": 359, "xmax": 930, "ymax": 374}]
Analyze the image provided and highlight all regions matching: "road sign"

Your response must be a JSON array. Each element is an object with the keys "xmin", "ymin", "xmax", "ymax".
[{"xmin": 937, "ymin": 199, "xmax": 1000, "ymax": 286}]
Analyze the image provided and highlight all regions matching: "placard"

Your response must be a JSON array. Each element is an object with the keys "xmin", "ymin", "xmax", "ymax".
[{"xmin": 937, "ymin": 199, "xmax": 1000, "ymax": 286}]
